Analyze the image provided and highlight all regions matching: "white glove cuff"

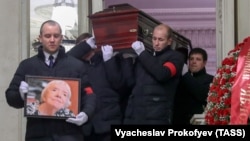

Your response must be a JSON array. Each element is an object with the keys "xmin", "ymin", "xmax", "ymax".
[
  {"xmin": 86, "ymin": 37, "xmax": 96, "ymax": 49},
  {"xmin": 103, "ymin": 55, "xmax": 112, "ymax": 62}
]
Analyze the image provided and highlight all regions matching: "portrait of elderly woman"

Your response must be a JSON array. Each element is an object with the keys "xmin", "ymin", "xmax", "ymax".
[{"xmin": 25, "ymin": 76, "xmax": 80, "ymax": 119}]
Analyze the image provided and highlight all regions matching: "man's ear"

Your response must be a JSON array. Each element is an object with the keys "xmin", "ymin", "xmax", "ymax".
[
  {"xmin": 38, "ymin": 35, "xmax": 42, "ymax": 43},
  {"xmin": 203, "ymin": 60, "xmax": 207, "ymax": 66},
  {"xmin": 168, "ymin": 38, "xmax": 173, "ymax": 46}
]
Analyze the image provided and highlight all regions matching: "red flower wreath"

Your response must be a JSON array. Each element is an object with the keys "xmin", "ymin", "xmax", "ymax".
[{"xmin": 204, "ymin": 38, "xmax": 249, "ymax": 125}]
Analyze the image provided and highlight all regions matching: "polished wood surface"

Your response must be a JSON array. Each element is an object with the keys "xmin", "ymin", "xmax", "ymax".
[{"xmin": 89, "ymin": 3, "xmax": 192, "ymax": 53}]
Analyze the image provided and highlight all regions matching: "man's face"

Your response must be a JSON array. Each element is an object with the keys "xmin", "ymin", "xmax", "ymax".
[
  {"xmin": 39, "ymin": 23, "xmax": 62, "ymax": 54},
  {"xmin": 188, "ymin": 53, "xmax": 206, "ymax": 73},
  {"xmin": 44, "ymin": 82, "xmax": 70, "ymax": 110},
  {"xmin": 152, "ymin": 28, "xmax": 172, "ymax": 52}
]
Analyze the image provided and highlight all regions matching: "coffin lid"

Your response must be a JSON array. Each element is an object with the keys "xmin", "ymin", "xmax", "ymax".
[
  {"xmin": 88, "ymin": 3, "xmax": 193, "ymax": 53},
  {"xmin": 89, "ymin": 3, "xmax": 156, "ymax": 21}
]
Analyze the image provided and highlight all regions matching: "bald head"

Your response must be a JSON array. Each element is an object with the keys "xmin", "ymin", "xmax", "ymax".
[
  {"xmin": 154, "ymin": 24, "xmax": 173, "ymax": 39},
  {"xmin": 152, "ymin": 24, "xmax": 173, "ymax": 51}
]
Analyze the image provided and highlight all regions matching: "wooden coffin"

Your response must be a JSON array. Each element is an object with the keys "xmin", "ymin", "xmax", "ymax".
[{"xmin": 88, "ymin": 3, "xmax": 192, "ymax": 53}]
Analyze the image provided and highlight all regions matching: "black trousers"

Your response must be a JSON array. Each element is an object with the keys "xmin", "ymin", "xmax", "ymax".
[{"xmin": 26, "ymin": 134, "xmax": 83, "ymax": 141}]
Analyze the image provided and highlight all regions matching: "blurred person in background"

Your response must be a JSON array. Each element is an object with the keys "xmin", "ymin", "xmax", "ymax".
[
  {"xmin": 67, "ymin": 32, "xmax": 123, "ymax": 141},
  {"xmin": 173, "ymin": 47, "xmax": 214, "ymax": 125}
]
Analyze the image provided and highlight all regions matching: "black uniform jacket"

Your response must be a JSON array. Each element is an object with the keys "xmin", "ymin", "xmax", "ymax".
[
  {"xmin": 5, "ymin": 46, "xmax": 96, "ymax": 139},
  {"xmin": 173, "ymin": 68, "xmax": 214, "ymax": 124},
  {"xmin": 106, "ymin": 46, "xmax": 184, "ymax": 125},
  {"xmin": 68, "ymin": 43, "xmax": 123, "ymax": 135}
]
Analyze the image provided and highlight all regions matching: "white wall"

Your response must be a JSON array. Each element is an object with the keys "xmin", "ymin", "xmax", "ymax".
[{"xmin": 0, "ymin": 1, "xmax": 27, "ymax": 141}]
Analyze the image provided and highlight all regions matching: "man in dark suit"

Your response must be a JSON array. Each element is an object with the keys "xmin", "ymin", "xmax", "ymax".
[{"xmin": 173, "ymin": 47, "xmax": 214, "ymax": 125}]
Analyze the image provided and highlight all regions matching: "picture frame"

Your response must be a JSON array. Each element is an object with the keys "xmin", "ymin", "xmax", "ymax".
[{"xmin": 24, "ymin": 75, "xmax": 81, "ymax": 119}]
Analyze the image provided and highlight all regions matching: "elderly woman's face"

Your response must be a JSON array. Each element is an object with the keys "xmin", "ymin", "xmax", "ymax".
[{"xmin": 44, "ymin": 82, "xmax": 70, "ymax": 110}]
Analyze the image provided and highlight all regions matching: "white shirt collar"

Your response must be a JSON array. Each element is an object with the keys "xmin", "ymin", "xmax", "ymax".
[{"xmin": 44, "ymin": 51, "xmax": 58, "ymax": 65}]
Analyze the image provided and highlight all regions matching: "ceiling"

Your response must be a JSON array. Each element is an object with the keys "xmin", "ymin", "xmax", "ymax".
[{"xmin": 104, "ymin": 0, "xmax": 216, "ymax": 9}]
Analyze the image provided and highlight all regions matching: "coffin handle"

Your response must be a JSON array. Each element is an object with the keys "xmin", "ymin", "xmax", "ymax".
[{"xmin": 142, "ymin": 29, "xmax": 152, "ymax": 37}]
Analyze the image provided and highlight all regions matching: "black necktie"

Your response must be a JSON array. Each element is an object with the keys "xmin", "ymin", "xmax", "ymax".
[{"xmin": 48, "ymin": 55, "xmax": 54, "ymax": 68}]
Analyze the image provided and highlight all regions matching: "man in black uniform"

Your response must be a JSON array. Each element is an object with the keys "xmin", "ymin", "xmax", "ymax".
[
  {"xmin": 5, "ymin": 20, "xmax": 96, "ymax": 141},
  {"xmin": 102, "ymin": 24, "xmax": 184, "ymax": 125},
  {"xmin": 67, "ymin": 33, "xmax": 124, "ymax": 141}
]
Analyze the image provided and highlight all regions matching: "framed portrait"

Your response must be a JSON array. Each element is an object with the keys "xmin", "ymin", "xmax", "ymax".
[{"xmin": 24, "ymin": 75, "xmax": 81, "ymax": 119}]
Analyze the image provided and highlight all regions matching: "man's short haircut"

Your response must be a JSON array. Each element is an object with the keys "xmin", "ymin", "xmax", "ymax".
[
  {"xmin": 39, "ymin": 20, "xmax": 62, "ymax": 35},
  {"xmin": 166, "ymin": 26, "xmax": 173, "ymax": 39},
  {"xmin": 154, "ymin": 24, "xmax": 173, "ymax": 39},
  {"xmin": 76, "ymin": 33, "xmax": 92, "ymax": 44},
  {"xmin": 189, "ymin": 47, "xmax": 208, "ymax": 61}
]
